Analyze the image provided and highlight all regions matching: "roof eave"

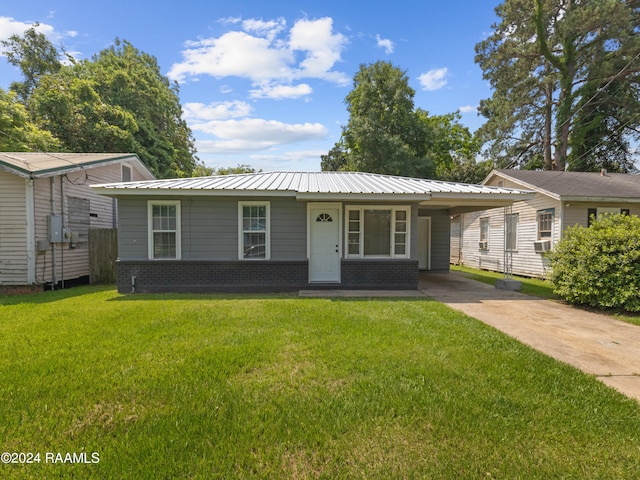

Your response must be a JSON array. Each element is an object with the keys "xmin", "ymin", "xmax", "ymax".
[
  {"xmin": 91, "ymin": 186, "xmax": 296, "ymax": 197},
  {"xmin": 560, "ymin": 195, "xmax": 640, "ymax": 203}
]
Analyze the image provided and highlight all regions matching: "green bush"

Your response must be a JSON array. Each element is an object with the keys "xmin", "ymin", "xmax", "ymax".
[{"xmin": 547, "ymin": 213, "xmax": 640, "ymax": 312}]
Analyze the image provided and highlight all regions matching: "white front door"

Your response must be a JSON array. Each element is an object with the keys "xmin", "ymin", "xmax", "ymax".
[
  {"xmin": 418, "ymin": 216, "xmax": 431, "ymax": 270},
  {"xmin": 309, "ymin": 207, "xmax": 341, "ymax": 283}
]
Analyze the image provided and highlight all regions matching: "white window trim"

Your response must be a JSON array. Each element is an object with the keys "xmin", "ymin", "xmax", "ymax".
[
  {"xmin": 345, "ymin": 205, "xmax": 411, "ymax": 259},
  {"xmin": 238, "ymin": 201, "xmax": 271, "ymax": 260},
  {"xmin": 147, "ymin": 200, "xmax": 181, "ymax": 260}
]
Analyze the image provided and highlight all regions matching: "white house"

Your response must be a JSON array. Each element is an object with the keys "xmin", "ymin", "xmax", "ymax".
[
  {"xmin": 451, "ymin": 169, "xmax": 640, "ymax": 278},
  {"xmin": 0, "ymin": 152, "xmax": 154, "ymax": 292}
]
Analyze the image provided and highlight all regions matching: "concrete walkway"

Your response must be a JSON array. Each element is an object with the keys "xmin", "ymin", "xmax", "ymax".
[{"xmin": 420, "ymin": 271, "xmax": 640, "ymax": 403}]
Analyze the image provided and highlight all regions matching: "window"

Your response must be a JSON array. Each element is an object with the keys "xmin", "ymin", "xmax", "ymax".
[
  {"xmin": 505, "ymin": 213, "xmax": 518, "ymax": 251},
  {"xmin": 148, "ymin": 201, "xmax": 181, "ymax": 259},
  {"xmin": 537, "ymin": 209, "xmax": 554, "ymax": 240},
  {"xmin": 479, "ymin": 217, "xmax": 489, "ymax": 249},
  {"xmin": 588, "ymin": 207, "xmax": 628, "ymax": 226},
  {"xmin": 346, "ymin": 206, "xmax": 409, "ymax": 258},
  {"xmin": 239, "ymin": 202, "xmax": 270, "ymax": 259}
]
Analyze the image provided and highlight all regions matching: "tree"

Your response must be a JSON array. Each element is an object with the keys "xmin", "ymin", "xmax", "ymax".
[
  {"xmin": 5, "ymin": 30, "xmax": 198, "ymax": 178},
  {"xmin": 86, "ymin": 39, "xmax": 198, "ymax": 178},
  {"xmin": 334, "ymin": 61, "xmax": 435, "ymax": 178},
  {"xmin": 0, "ymin": 87, "xmax": 59, "ymax": 151},
  {"xmin": 476, "ymin": 0, "xmax": 640, "ymax": 172},
  {"xmin": 322, "ymin": 61, "xmax": 487, "ymax": 180},
  {"xmin": 416, "ymin": 110, "xmax": 484, "ymax": 181},
  {"xmin": 1, "ymin": 24, "xmax": 67, "ymax": 103},
  {"xmin": 192, "ymin": 163, "xmax": 259, "ymax": 176},
  {"xmin": 320, "ymin": 140, "xmax": 348, "ymax": 171}
]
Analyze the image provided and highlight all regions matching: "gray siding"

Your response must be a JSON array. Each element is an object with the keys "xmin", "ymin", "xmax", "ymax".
[
  {"xmin": 418, "ymin": 209, "xmax": 450, "ymax": 271},
  {"xmin": 117, "ymin": 195, "xmax": 307, "ymax": 261}
]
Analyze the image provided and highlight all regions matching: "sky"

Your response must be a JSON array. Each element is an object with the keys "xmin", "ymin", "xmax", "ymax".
[{"xmin": 0, "ymin": 1, "xmax": 501, "ymax": 172}]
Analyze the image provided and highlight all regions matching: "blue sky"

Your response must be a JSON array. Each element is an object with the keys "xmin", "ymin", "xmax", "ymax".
[{"xmin": 1, "ymin": 1, "xmax": 501, "ymax": 172}]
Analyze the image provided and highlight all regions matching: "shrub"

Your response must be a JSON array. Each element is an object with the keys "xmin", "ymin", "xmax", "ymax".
[{"xmin": 547, "ymin": 213, "xmax": 640, "ymax": 312}]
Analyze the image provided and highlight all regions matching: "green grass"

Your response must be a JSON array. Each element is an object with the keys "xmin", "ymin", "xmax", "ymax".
[
  {"xmin": 1, "ymin": 286, "xmax": 640, "ymax": 479},
  {"xmin": 451, "ymin": 264, "xmax": 559, "ymax": 299}
]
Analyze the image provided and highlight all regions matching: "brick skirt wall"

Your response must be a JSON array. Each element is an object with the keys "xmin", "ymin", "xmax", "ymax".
[{"xmin": 116, "ymin": 259, "xmax": 419, "ymax": 293}]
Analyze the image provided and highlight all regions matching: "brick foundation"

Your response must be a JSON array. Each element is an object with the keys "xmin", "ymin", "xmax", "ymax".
[{"xmin": 116, "ymin": 259, "xmax": 419, "ymax": 293}]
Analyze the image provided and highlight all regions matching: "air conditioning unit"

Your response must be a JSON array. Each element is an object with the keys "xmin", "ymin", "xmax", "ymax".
[
  {"xmin": 533, "ymin": 240, "xmax": 551, "ymax": 253},
  {"xmin": 478, "ymin": 241, "xmax": 488, "ymax": 250}
]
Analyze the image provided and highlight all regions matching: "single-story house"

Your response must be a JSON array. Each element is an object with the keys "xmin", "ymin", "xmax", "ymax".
[
  {"xmin": 451, "ymin": 169, "xmax": 640, "ymax": 278},
  {"xmin": 92, "ymin": 171, "xmax": 532, "ymax": 293},
  {"xmin": 0, "ymin": 152, "xmax": 154, "ymax": 292}
]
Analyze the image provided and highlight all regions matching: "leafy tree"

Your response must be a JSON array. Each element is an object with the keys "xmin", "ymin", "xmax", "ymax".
[
  {"xmin": 322, "ymin": 61, "xmax": 486, "ymax": 180},
  {"xmin": 30, "ymin": 73, "xmax": 138, "ymax": 153},
  {"xmin": 192, "ymin": 163, "xmax": 259, "ymax": 176},
  {"xmin": 336, "ymin": 61, "xmax": 435, "ymax": 178},
  {"xmin": 5, "ymin": 31, "xmax": 198, "ymax": 178},
  {"xmin": 1, "ymin": 24, "xmax": 67, "ymax": 103},
  {"xmin": 547, "ymin": 213, "xmax": 640, "ymax": 312},
  {"xmin": 476, "ymin": 0, "xmax": 640, "ymax": 172},
  {"xmin": 0, "ymin": 87, "xmax": 59, "ymax": 151},
  {"xmin": 320, "ymin": 140, "xmax": 348, "ymax": 171},
  {"xmin": 86, "ymin": 39, "xmax": 198, "ymax": 178},
  {"xmin": 417, "ymin": 110, "xmax": 483, "ymax": 181}
]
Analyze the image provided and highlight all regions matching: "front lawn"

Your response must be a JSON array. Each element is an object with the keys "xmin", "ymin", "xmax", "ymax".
[{"xmin": 1, "ymin": 286, "xmax": 639, "ymax": 479}]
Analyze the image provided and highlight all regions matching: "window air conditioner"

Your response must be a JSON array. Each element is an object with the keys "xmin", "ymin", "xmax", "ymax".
[
  {"xmin": 533, "ymin": 240, "xmax": 551, "ymax": 253},
  {"xmin": 479, "ymin": 241, "xmax": 488, "ymax": 250}
]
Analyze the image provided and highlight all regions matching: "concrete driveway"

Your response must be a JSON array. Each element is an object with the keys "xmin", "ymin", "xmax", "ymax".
[{"xmin": 421, "ymin": 271, "xmax": 640, "ymax": 403}]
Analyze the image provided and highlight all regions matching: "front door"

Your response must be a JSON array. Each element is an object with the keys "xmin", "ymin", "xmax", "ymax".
[{"xmin": 309, "ymin": 207, "xmax": 341, "ymax": 283}]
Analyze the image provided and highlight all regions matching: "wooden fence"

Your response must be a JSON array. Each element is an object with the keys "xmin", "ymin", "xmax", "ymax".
[{"xmin": 89, "ymin": 228, "xmax": 118, "ymax": 284}]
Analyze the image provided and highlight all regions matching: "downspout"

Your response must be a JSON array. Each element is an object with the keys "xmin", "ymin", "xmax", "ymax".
[
  {"xmin": 50, "ymin": 177, "xmax": 57, "ymax": 289},
  {"xmin": 25, "ymin": 177, "xmax": 36, "ymax": 285},
  {"xmin": 60, "ymin": 176, "xmax": 65, "ymax": 289}
]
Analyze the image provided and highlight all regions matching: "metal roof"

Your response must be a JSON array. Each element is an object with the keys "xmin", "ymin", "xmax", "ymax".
[
  {"xmin": 93, "ymin": 171, "xmax": 527, "ymax": 197},
  {"xmin": 489, "ymin": 169, "xmax": 640, "ymax": 200},
  {"xmin": 0, "ymin": 152, "xmax": 154, "ymax": 179}
]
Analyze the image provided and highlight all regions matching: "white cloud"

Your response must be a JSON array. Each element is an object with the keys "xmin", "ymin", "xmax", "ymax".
[
  {"xmin": 168, "ymin": 16, "xmax": 349, "ymax": 86},
  {"xmin": 459, "ymin": 105, "xmax": 477, "ymax": 114},
  {"xmin": 0, "ymin": 17, "xmax": 55, "ymax": 43},
  {"xmin": 242, "ymin": 17, "xmax": 286, "ymax": 41},
  {"xmin": 289, "ymin": 17, "xmax": 349, "ymax": 84},
  {"xmin": 249, "ymin": 83, "xmax": 312, "ymax": 100},
  {"xmin": 376, "ymin": 34, "xmax": 394, "ymax": 54},
  {"xmin": 418, "ymin": 67, "xmax": 449, "ymax": 91},
  {"xmin": 191, "ymin": 118, "xmax": 328, "ymax": 154},
  {"xmin": 169, "ymin": 31, "xmax": 294, "ymax": 83},
  {"xmin": 183, "ymin": 101, "xmax": 252, "ymax": 121}
]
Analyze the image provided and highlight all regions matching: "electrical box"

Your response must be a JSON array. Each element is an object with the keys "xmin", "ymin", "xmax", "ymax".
[
  {"xmin": 47, "ymin": 215, "xmax": 63, "ymax": 243},
  {"xmin": 36, "ymin": 239, "xmax": 51, "ymax": 252}
]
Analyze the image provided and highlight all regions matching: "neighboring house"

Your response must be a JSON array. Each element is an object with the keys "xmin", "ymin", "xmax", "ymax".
[
  {"xmin": 92, "ymin": 171, "xmax": 532, "ymax": 293},
  {"xmin": 0, "ymin": 152, "xmax": 154, "ymax": 292},
  {"xmin": 451, "ymin": 169, "xmax": 640, "ymax": 278}
]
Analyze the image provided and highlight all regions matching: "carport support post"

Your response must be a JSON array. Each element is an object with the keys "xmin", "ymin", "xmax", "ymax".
[{"xmin": 496, "ymin": 204, "xmax": 522, "ymax": 291}]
